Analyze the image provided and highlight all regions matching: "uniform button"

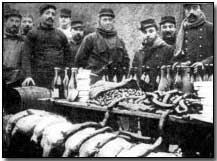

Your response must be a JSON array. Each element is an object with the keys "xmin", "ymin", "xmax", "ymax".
[
  {"xmin": 199, "ymin": 36, "xmax": 202, "ymax": 39},
  {"xmin": 199, "ymin": 45, "xmax": 202, "ymax": 48},
  {"xmin": 199, "ymin": 54, "xmax": 202, "ymax": 57},
  {"xmin": 185, "ymin": 31, "xmax": 188, "ymax": 34},
  {"xmin": 200, "ymin": 28, "xmax": 203, "ymax": 31},
  {"xmin": 185, "ymin": 40, "xmax": 188, "ymax": 43},
  {"xmin": 185, "ymin": 48, "xmax": 188, "ymax": 51}
]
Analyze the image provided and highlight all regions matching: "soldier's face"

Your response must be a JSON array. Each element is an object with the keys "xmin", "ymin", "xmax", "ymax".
[
  {"xmin": 5, "ymin": 16, "xmax": 21, "ymax": 34},
  {"xmin": 41, "ymin": 8, "xmax": 56, "ymax": 27},
  {"xmin": 59, "ymin": 16, "xmax": 71, "ymax": 28},
  {"xmin": 141, "ymin": 26, "xmax": 158, "ymax": 45},
  {"xmin": 184, "ymin": 5, "xmax": 201, "ymax": 23},
  {"xmin": 71, "ymin": 27, "xmax": 84, "ymax": 41},
  {"xmin": 160, "ymin": 22, "xmax": 176, "ymax": 39},
  {"xmin": 21, "ymin": 17, "xmax": 33, "ymax": 33},
  {"xmin": 99, "ymin": 16, "xmax": 115, "ymax": 31}
]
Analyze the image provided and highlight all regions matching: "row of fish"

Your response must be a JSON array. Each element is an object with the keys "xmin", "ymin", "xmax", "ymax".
[{"xmin": 4, "ymin": 109, "xmax": 180, "ymax": 157}]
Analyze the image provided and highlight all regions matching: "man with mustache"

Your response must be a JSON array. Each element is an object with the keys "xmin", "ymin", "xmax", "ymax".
[
  {"xmin": 132, "ymin": 18, "xmax": 173, "ymax": 91},
  {"xmin": 58, "ymin": 8, "xmax": 72, "ymax": 42},
  {"xmin": 75, "ymin": 8, "xmax": 130, "ymax": 84},
  {"xmin": 174, "ymin": 3, "xmax": 213, "ymax": 72},
  {"xmin": 3, "ymin": 9, "xmax": 27, "ymax": 88},
  {"xmin": 69, "ymin": 20, "xmax": 85, "ymax": 65},
  {"xmin": 22, "ymin": 4, "xmax": 71, "ymax": 88},
  {"xmin": 21, "ymin": 14, "xmax": 34, "ymax": 40},
  {"xmin": 159, "ymin": 16, "xmax": 176, "ymax": 46}
]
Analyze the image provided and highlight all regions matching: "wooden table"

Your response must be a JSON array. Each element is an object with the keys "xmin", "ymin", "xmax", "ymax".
[{"xmin": 38, "ymin": 98, "xmax": 213, "ymax": 126}]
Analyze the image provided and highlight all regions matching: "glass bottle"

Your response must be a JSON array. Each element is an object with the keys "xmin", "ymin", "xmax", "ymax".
[
  {"xmin": 102, "ymin": 66, "xmax": 108, "ymax": 81},
  {"xmin": 63, "ymin": 67, "xmax": 69, "ymax": 98},
  {"xmin": 182, "ymin": 66, "xmax": 193, "ymax": 94},
  {"xmin": 155, "ymin": 66, "xmax": 161, "ymax": 85},
  {"xmin": 144, "ymin": 66, "xmax": 150, "ymax": 84},
  {"xmin": 174, "ymin": 66, "xmax": 183, "ymax": 91},
  {"xmin": 203, "ymin": 64, "xmax": 209, "ymax": 81},
  {"xmin": 51, "ymin": 67, "xmax": 61, "ymax": 98},
  {"xmin": 133, "ymin": 67, "xmax": 138, "ymax": 80},
  {"xmin": 166, "ymin": 65, "xmax": 173, "ymax": 90},
  {"xmin": 158, "ymin": 65, "xmax": 169, "ymax": 91},
  {"xmin": 195, "ymin": 66, "xmax": 203, "ymax": 82},
  {"xmin": 113, "ymin": 67, "xmax": 118, "ymax": 82},
  {"xmin": 140, "ymin": 65, "xmax": 146, "ymax": 81},
  {"xmin": 121, "ymin": 66, "xmax": 128, "ymax": 81},
  {"xmin": 67, "ymin": 68, "xmax": 78, "ymax": 101},
  {"xmin": 208, "ymin": 64, "xmax": 213, "ymax": 81}
]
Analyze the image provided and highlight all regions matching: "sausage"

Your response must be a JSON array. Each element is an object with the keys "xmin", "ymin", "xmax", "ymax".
[
  {"xmin": 134, "ymin": 95, "xmax": 147, "ymax": 104},
  {"xmin": 152, "ymin": 97, "xmax": 175, "ymax": 109},
  {"xmin": 172, "ymin": 95, "xmax": 183, "ymax": 105},
  {"xmin": 179, "ymin": 99, "xmax": 188, "ymax": 113},
  {"xmin": 119, "ymin": 130, "xmax": 153, "ymax": 143},
  {"xmin": 162, "ymin": 93, "xmax": 172, "ymax": 104}
]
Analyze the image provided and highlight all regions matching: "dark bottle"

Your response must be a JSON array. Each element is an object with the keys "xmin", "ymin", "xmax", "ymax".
[
  {"xmin": 174, "ymin": 66, "xmax": 183, "ymax": 91},
  {"xmin": 166, "ymin": 65, "xmax": 173, "ymax": 90},
  {"xmin": 144, "ymin": 66, "xmax": 150, "ymax": 84},
  {"xmin": 203, "ymin": 64, "xmax": 209, "ymax": 81},
  {"xmin": 156, "ymin": 66, "xmax": 161, "ymax": 85},
  {"xmin": 51, "ymin": 67, "xmax": 63, "ymax": 98},
  {"xmin": 133, "ymin": 67, "xmax": 138, "ymax": 80},
  {"xmin": 182, "ymin": 66, "xmax": 193, "ymax": 94},
  {"xmin": 195, "ymin": 66, "xmax": 203, "ymax": 82},
  {"xmin": 67, "ymin": 68, "xmax": 78, "ymax": 101},
  {"xmin": 158, "ymin": 65, "xmax": 169, "ymax": 92},
  {"xmin": 190, "ymin": 67, "xmax": 195, "ymax": 83},
  {"xmin": 128, "ymin": 67, "xmax": 134, "ymax": 79},
  {"xmin": 112, "ymin": 67, "xmax": 118, "ymax": 82},
  {"xmin": 208, "ymin": 64, "xmax": 213, "ymax": 81},
  {"xmin": 102, "ymin": 66, "xmax": 108, "ymax": 81},
  {"xmin": 63, "ymin": 67, "xmax": 69, "ymax": 99},
  {"xmin": 121, "ymin": 66, "xmax": 128, "ymax": 81},
  {"xmin": 140, "ymin": 65, "xmax": 146, "ymax": 81}
]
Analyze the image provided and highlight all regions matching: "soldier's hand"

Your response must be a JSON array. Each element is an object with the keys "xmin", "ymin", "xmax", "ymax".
[
  {"xmin": 191, "ymin": 62, "xmax": 204, "ymax": 73},
  {"xmin": 22, "ymin": 77, "xmax": 36, "ymax": 87},
  {"xmin": 180, "ymin": 61, "xmax": 191, "ymax": 67}
]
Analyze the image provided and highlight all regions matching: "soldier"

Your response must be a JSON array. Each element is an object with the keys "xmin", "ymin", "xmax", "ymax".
[
  {"xmin": 58, "ymin": 8, "xmax": 72, "ymax": 42},
  {"xmin": 174, "ymin": 3, "xmax": 213, "ymax": 72},
  {"xmin": 159, "ymin": 16, "xmax": 176, "ymax": 46},
  {"xmin": 132, "ymin": 18, "xmax": 173, "ymax": 91},
  {"xmin": 3, "ymin": 9, "xmax": 28, "ymax": 88},
  {"xmin": 75, "ymin": 8, "xmax": 130, "ymax": 84},
  {"xmin": 22, "ymin": 4, "xmax": 71, "ymax": 88},
  {"xmin": 69, "ymin": 20, "xmax": 85, "ymax": 66},
  {"xmin": 21, "ymin": 14, "xmax": 34, "ymax": 39}
]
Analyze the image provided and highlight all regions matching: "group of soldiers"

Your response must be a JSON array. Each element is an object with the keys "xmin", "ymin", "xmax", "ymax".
[{"xmin": 3, "ymin": 3, "xmax": 213, "ymax": 94}]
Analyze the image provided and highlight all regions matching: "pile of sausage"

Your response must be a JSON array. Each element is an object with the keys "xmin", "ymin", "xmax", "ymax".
[
  {"xmin": 4, "ymin": 109, "xmax": 181, "ymax": 157},
  {"xmin": 89, "ymin": 89, "xmax": 203, "ymax": 115}
]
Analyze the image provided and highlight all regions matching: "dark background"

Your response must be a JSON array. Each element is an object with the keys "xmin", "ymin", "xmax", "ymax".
[{"xmin": 4, "ymin": 3, "xmax": 213, "ymax": 64}]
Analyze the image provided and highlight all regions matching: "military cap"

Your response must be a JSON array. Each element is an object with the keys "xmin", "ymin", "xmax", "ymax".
[
  {"xmin": 183, "ymin": 3, "xmax": 202, "ymax": 9},
  {"xmin": 4, "ymin": 8, "xmax": 22, "ymax": 19},
  {"xmin": 99, "ymin": 8, "xmax": 115, "ymax": 18},
  {"xmin": 159, "ymin": 16, "xmax": 176, "ymax": 25},
  {"xmin": 60, "ymin": 8, "xmax": 71, "ymax": 17},
  {"xmin": 71, "ymin": 20, "xmax": 85, "ymax": 29},
  {"xmin": 39, "ymin": 4, "xmax": 56, "ymax": 15},
  {"xmin": 139, "ymin": 18, "xmax": 158, "ymax": 31}
]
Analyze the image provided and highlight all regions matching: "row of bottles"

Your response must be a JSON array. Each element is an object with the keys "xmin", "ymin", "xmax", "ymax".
[
  {"xmin": 51, "ymin": 67, "xmax": 77, "ymax": 99},
  {"xmin": 158, "ymin": 64, "xmax": 213, "ymax": 93}
]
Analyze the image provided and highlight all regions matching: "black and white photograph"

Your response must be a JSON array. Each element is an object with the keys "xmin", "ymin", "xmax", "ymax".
[{"xmin": 2, "ymin": 2, "xmax": 214, "ymax": 158}]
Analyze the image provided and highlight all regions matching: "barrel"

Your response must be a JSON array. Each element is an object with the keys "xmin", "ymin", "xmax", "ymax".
[{"xmin": 6, "ymin": 86, "xmax": 51, "ymax": 114}]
